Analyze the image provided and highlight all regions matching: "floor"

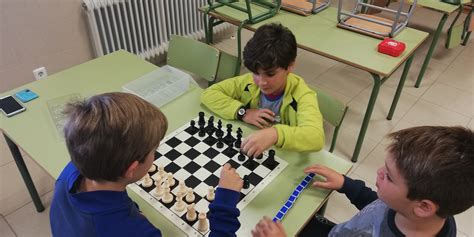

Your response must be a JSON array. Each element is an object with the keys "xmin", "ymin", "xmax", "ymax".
[{"xmin": 1, "ymin": 5, "xmax": 473, "ymax": 237}]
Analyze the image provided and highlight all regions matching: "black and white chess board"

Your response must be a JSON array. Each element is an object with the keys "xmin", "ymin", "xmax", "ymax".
[{"xmin": 128, "ymin": 113, "xmax": 288, "ymax": 236}]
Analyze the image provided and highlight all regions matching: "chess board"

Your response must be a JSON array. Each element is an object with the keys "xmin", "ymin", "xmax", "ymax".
[{"xmin": 128, "ymin": 115, "xmax": 288, "ymax": 236}]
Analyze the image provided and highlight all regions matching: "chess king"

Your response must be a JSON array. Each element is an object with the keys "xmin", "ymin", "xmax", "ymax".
[
  {"xmin": 49, "ymin": 92, "xmax": 244, "ymax": 237},
  {"xmin": 201, "ymin": 23, "xmax": 325, "ymax": 158}
]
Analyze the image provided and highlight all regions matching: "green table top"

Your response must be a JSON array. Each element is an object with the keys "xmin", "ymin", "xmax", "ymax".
[
  {"xmin": 0, "ymin": 51, "xmax": 353, "ymax": 236},
  {"xmin": 410, "ymin": 0, "xmax": 469, "ymax": 14},
  {"xmin": 204, "ymin": 4, "xmax": 429, "ymax": 77}
]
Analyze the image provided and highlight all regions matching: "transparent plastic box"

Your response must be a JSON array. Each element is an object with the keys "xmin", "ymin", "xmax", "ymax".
[{"xmin": 122, "ymin": 65, "xmax": 195, "ymax": 107}]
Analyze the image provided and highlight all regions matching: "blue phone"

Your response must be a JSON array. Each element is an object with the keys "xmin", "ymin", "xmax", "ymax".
[{"xmin": 15, "ymin": 89, "xmax": 39, "ymax": 103}]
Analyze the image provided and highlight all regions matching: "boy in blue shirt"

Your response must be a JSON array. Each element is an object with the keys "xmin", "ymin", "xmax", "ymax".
[
  {"xmin": 252, "ymin": 126, "xmax": 474, "ymax": 237},
  {"xmin": 50, "ymin": 92, "xmax": 242, "ymax": 237}
]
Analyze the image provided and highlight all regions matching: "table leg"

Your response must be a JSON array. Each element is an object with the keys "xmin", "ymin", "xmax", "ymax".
[
  {"xmin": 387, "ymin": 54, "xmax": 414, "ymax": 120},
  {"xmin": 415, "ymin": 13, "xmax": 448, "ymax": 88},
  {"xmin": 235, "ymin": 21, "xmax": 247, "ymax": 76},
  {"xmin": 351, "ymin": 73, "xmax": 382, "ymax": 162},
  {"xmin": 3, "ymin": 133, "xmax": 45, "ymax": 212}
]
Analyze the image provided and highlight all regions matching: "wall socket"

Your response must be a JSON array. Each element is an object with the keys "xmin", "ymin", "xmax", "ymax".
[{"xmin": 33, "ymin": 67, "xmax": 48, "ymax": 80}]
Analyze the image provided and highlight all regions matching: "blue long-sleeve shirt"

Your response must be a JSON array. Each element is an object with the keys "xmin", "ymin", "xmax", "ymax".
[
  {"xmin": 50, "ymin": 162, "xmax": 241, "ymax": 237},
  {"xmin": 328, "ymin": 176, "xmax": 456, "ymax": 237}
]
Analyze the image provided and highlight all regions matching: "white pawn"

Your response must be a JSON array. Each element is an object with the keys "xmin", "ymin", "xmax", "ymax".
[
  {"xmin": 162, "ymin": 186, "xmax": 173, "ymax": 204},
  {"xmin": 206, "ymin": 186, "xmax": 215, "ymax": 201},
  {"xmin": 174, "ymin": 193, "xmax": 186, "ymax": 212},
  {"xmin": 197, "ymin": 212, "xmax": 209, "ymax": 232},
  {"xmin": 142, "ymin": 173, "xmax": 154, "ymax": 188},
  {"xmin": 186, "ymin": 203, "xmax": 197, "ymax": 221},
  {"xmin": 178, "ymin": 180, "xmax": 187, "ymax": 193},
  {"xmin": 166, "ymin": 172, "xmax": 175, "ymax": 186},
  {"xmin": 157, "ymin": 166, "xmax": 166, "ymax": 178},
  {"xmin": 148, "ymin": 164, "xmax": 157, "ymax": 173},
  {"xmin": 153, "ymin": 177, "xmax": 164, "ymax": 197},
  {"xmin": 185, "ymin": 188, "xmax": 195, "ymax": 203}
]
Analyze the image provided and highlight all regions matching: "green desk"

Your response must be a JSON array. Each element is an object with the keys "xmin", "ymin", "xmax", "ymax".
[
  {"xmin": 0, "ymin": 51, "xmax": 353, "ymax": 236},
  {"xmin": 203, "ymin": 5, "xmax": 429, "ymax": 162},
  {"xmin": 409, "ymin": 0, "xmax": 470, "ymax": 88}
]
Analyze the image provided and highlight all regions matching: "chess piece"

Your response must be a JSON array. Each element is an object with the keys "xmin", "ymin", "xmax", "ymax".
[
  {"xmin": 198, "ymin": 111, "xmax": 206, "ymax": 126},
  {"xmin": 162, "ymin": 186, "xmax": 173, "ymax": 204},
  {"xmin": 188, "ymin": 120, "xmax": 199, "ymax": 133},
  {"xmin": 238, "ymin": 150, "xmax": 246, "ymax": 162},
  {"xmin": 186, "ymin": 203, "xmax": 197, "ymax": 221},
  {"xmin": 223, "ymin": 124, "xmax": 235, "ymax": 145},
  {"xmin": 142, "ymin": 173, "xmax": 154, "ymax": 188},
  {"xmin": 166, "ymin": 172, "xmax": 175, "ymax": 186},
  {"xmin": 216, "ymin": 120, "xmax": 224, "ymax": 138},
  {"xmin": 197, "ymin": 212, "xmax": 209, "ymax": 232},
  {"xmin": 206, "ymin": 186, "xmax": 215, "ymax": 201},
  {"xmin": 235, "ymin": 128, "xmax": 242, "ymax": 148},
  {"xmin": 157, "ymin": 166, "xmax": 166, "ymax": 179},
  {"xmin": 178, "ymin": 180, "xmax": 187, "ymax": 194},
  {"xmin": 205, "ymin": 115, "xmax": 215, "ymax": 135},
  {"xmin": 243, "ymin": 175, "xmax": 250, "ymax": 189},
  {"xmin": 185, "ymin": 188, "xmax": 195, "ymax": 202},
  {"xmin": 154, "ymin": 177, "xmax": 164, "ymax": 197},
  {"xmin": 174, "ymin": 193, "xmax": 187, "ymax": 212},
  {"xmin": 148, "ymin": 164, "xmax": 157, "ymax": 173},
  {"xmin": 198, "ymin": 123, "xmax": 206, "ymax": 137},
  {"xmin": 256, "ymin": 153, "xmax": 263, "ymax": 160},
  {"xmin": 268, "ymin": 149, "xmax": 276, "ymax": 165}
]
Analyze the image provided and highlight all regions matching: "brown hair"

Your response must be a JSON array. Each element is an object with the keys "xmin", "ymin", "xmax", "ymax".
[
  {"xmin": 63, "ymin": 92, "xmax": 168, "ymax": 181},
  {"xmin": 387, "ymin": 126, "xmax": 474, "ymax": 217}
]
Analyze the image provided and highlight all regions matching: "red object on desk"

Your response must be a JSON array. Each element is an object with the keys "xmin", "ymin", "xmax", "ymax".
[{"xmin": 378, "ymin": 38, "xmax": 406, "ymax": 57}]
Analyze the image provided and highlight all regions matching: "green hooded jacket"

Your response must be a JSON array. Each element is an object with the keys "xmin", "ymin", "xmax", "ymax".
[{"xmin": 201, "ymin": 73, "xmax": 325, "ymax": 152}]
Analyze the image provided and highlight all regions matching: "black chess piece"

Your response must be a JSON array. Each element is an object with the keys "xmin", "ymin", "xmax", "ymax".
[
  {"xmin": 216, "ymin": 120, "xmax": 224, "ymax": 138},
  {"xmin": 268, "ymin": 149, "xmax": 276, "ymax": 165},
  {"xmin": 198, "ymin": 123, "xmax": 206, "ymax": 137},
  {"xmin": 243, "ymin": 175, "xmax": 250, "ymax": 189},
  {"xmin": 256, "ymin": 153, "xmax": 263, "ymax": 160},
  {"xmin": 234, "ymin": 130, "xmax": 242, "ymax": 148},
  {"xmin": 238, "ymin": 151, "xmax": 246, "ymax": 161},
  {"xmin": 206, "ymin": 116, "xmax": 215, "ymax": 135},
  {"xmin": 223, "ymin": 124, "xmax": 235, "ymax": 145},
  {"xmin": 185, "ymin": 120, "xmax": 199, "ymax": 134},
  {"xmin": 198, "ymin": 111, "xmax": 206, "ymax": 126}
]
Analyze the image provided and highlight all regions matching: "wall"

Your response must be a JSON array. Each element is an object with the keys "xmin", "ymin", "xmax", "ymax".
[{"xmin": 0, "ymin": 0, "xmax": 93, "ymax": 93}]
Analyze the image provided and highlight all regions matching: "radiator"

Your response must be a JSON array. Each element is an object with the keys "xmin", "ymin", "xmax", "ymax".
[{"xmin": 83, "ymin": 0, "xmax": 231, "ymax": 60}]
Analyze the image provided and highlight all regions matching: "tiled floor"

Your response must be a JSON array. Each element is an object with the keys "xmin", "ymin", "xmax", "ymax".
[{"xmin": 1, "ymin": 5, "xmax": 473, "ymax": 237}]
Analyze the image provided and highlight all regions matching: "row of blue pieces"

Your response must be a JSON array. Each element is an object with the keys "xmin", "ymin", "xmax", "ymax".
[{"xmin": 273, "ymin": 173, "xmax": 315, "ymax": 222}]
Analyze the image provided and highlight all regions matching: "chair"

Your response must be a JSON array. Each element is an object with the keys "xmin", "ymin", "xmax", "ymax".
[
  {"xmin": 167, "ymin": 35, "xmax": 239, "ymax": 87},
  {"xmin": 311, "ymin": 86, "xmax": 348, "ymax": 153}
]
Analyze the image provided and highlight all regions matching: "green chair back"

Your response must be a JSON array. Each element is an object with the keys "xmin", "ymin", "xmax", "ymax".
[
  {"xmin": 312, "ymin": 86, "xmax": 348, "ymax": 153},
  {"xmin": 214, "ymin": 51, "xmax": 239, "ymax": 85},
  {"xmin": 167, "ymin": 35, "xmax": 220, "ymax": 83}
]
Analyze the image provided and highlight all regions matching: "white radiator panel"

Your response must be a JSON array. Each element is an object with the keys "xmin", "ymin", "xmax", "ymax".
[{"xmin": 83, "ymin": 0, "xmax": 231, "ymax": 60}]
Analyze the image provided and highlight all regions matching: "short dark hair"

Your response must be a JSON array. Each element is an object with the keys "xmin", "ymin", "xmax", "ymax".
[
  {"xmin": 243, "ymin": 23, "xmax": 297, "ymax": 73},
  {"xmin": 387, "ymin": 126, "xmax": 474, "ymax": 218},
  {"xmin": 63, "ymin": 92, "xmax": 168, "ymax": 182}
]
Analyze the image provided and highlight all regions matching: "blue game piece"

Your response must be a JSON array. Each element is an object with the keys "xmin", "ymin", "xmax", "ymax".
[
  {"xmin": 284, "ymin": 200, "xmax": 293, "ymax": 208},
  {"xmin": 295, "ymin": 184, "xmax": 304, "ymax": 192},
  {"xmin": 301, "ymin": 180, "xmax": 309, "ymax": 187},
  {"xmin": 275, "ymin": 212, "xmax": 285, "ymax": 219},
  {"xmin": 292, "ymin": 190, "xmax": 300, "ymax": 197},
  {"xmin": 288, "ymin": 195, "xmax": 297, "ymax": 202},
  {"xmin": 304, "ymin": 175, "xmax": 313, "ymax": 183},
  {"xmin": 280, "ymin": 206, "xmax": 289, "ymax": 213}
]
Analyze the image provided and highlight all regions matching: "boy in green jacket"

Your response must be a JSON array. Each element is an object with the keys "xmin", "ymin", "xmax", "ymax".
[{"xmin": 201, "ymin": 23, "xmax": 325, "ymax": 157}]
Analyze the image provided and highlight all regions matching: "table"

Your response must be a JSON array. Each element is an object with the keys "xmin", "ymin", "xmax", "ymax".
[
  {"xmin": 0, "ymin": 50, "xmax": 353, "ymax": 236},
  {"xmin": 202, "ymin": 4, "xmax": 429, "ymax": 162},
  {"xmin": 409, "ymin": 0, "xmax": 470, "ymax": 88}
]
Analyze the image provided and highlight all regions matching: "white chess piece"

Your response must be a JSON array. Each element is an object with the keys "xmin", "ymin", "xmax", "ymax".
[
  {"xmin": 185, "ymin": 188, "xmax": 195, "ymax": 203},
  {"xmin": 206, "ymin": 186, "xmax": 215, "ymax": 201},
  {"xmin": 186, "ymin": 203, "xmax": 197, "ymax": 221},
  {"xmin": 157, "ymin": 166, "xmax": 166, "ymax": 178},
  {"xmin": 162, "ymin": 186, "xmax": 173, "ymax": 204},
  {"xmin": 148, "ymin": 164, "xmax": 157, "ymax": 173},
  {"xmin": 174, "ymin": 193, "xmax": 186, "ymax": 212},
  {"xmin": 166, "ymin": 172, "xmax": 175, "ymax": 186},
  {"xmin": 197, "ymin": 212, "xmax": 209, "ymax": 232},
  {"xmin": 153, "ymin": 177, "xmax": 164, "ymax": 197},
  {"xmin": 178, "ymin": 180, "xmax": 187, "ymax": 194},
  {"xmin": 142, "ymin": 173, "xmax": 154, "ymax": 188}
]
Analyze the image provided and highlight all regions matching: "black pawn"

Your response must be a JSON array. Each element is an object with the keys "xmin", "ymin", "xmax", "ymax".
[
  {"xmin": 268, "ymin": 149, "xmax": 276, "ymax": 164},
  {"xmin": 216, "ymin": 138, "xmax": 224, "ymax": 148},
  {"xmin": 238, "ymin": 151, "xmax": 246, "ymax": 161},
  {"xmin": 256, "ymin": 153, "xmax": 263, "ymax": 160},
  {"xmin": 243, "ymin": 175, "xmax": 250, "ymax": 189},
  {"xmin": 198, "ymin": 111, "xmax": 206, "ymax": 126}
]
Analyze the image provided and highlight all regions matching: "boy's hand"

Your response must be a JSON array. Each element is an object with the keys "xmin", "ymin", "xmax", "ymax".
[
  {"xmin": 304, "ymin": 165, "xmax": 344, "ymax": 190},
  {"xmin": 218, "ymin": 163, "xmax": 243, "ymax": 192},
  {"xmin": 243, "ymin": 108, "xmax": 275, "ymax": 128},
  {"xmin": 251, "ymin": 216, "xmax": 286, "ymax": 237},
  {"xmin": 241, "ymin": 128, "xmax": 277, "ymax": 158}
]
